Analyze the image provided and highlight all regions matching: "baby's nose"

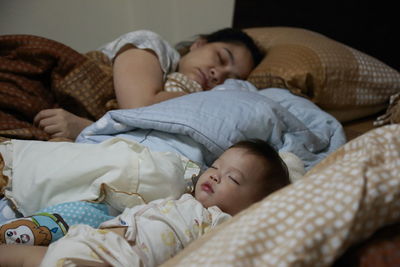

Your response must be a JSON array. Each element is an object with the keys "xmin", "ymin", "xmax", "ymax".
[{"xmin": 210, "ymin": 174, "xmax": 220, "ymax": 183}]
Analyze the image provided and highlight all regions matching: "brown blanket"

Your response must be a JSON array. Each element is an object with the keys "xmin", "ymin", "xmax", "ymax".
[{"xmin": 0, "ymin": 35, "xmax": 115, "ymax": 140}]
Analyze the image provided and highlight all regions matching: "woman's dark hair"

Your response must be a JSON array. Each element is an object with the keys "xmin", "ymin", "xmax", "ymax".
[
  {"xmin": 230, "ymin": 139, "xmax": 290, "ymax": 197},
  {"xmin": 199, "ymin": 28, "xmax": 264, "ymax": 67},
  {"xmin": 175, "ymin": 28, "xmax": 265, "ymax": 67}
]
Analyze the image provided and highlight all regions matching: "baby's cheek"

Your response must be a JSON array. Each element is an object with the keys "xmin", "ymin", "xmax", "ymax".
[{"xmin": 195, "ymin": 191, "xmax": 210, "ymax": 207}]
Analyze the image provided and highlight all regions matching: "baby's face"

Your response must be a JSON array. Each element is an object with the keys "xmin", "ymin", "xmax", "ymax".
[{"xmin": 194, "ymin": 147, "xmax": 268, "ymax": 215}]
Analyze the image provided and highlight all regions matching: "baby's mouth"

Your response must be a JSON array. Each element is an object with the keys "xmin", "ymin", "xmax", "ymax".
[{"xmin": 201, "ymin": 182, "xmax": 214, "ymax": 193}]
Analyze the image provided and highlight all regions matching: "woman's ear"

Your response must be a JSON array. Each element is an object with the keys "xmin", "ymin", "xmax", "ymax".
[{"xmin": 190, "ymin": 38, "xmax": 207, "ymax": 51}]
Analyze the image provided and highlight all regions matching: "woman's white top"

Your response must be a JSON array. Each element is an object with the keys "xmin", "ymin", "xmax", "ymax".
[{"xmin": 98, "ymin": 30, "xmax": 180, "ymax": 78}]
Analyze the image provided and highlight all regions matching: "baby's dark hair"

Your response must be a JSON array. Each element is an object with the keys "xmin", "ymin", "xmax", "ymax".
[
  {"xmin": 230, "ymin": 139, "xmax": 290, "ymax": 198},
  {"xmin": 176, "ymin": 28, "xmax": 264, "ymax": 67}
]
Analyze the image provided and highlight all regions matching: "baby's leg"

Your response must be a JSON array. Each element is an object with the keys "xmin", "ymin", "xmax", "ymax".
[
  {"xmin": 41, "ymin": 201, "xmax": 114, "ymax": 228},
  {"xmin": 0, "ymin": 212, "xmax": 68, "ymax": 246},
  {"xmin": 0, "ymin": 201, "xmax": 115, "ymax": 246}
]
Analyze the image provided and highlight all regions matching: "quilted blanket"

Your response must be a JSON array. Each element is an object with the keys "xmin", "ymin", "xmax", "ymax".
[
  {"xmin": 77, "ymin": 81, "xmax": 346, "ymax": 170},
  {"xmin": 0, "ymin": 35, "xmax": 115, "ymax": 140}
]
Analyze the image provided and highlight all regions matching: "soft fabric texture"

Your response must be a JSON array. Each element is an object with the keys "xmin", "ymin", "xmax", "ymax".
[
  {"xmin": 374, "ymin": 92, "xmax": 400, "ymax": 126},
  {"xmin": 40, "ymin": 194, "xmax": 230, "ymax": 267},
  {"xmin": 41, "ymin": 202, "xmax": 113, "ymax": 229},
  {"xmin": 164, "ymin": 72, "xmax": 202, "ymax": 93},
  {"xmin": 244, "ymin": 27, "xmax": 400, "ymax": 122},
  {"xmin": 0, "ymin": 138, "xmax": 199, "ymax": 216},
  {"xmin": 334, "ymin": 223, "xmax": 400, "ymax": 267},
  {"xmin": 0, "ymin": 212, "xmax": 69, "ymax": 246},
  {"xmin": 0, "ymin": 201, "xmax": 115, "ymax": 245},
  {"xmin": 0, "ymin": 152, "xmax": 7, "ymax": 196},
  {"xmin": 0, "ymin": 31, "xmax": 180, "ymax": 141},
  {"xmin": 77, "ymin": 80, "xmax": 346, "ymax": 170},
  {"xmin": 0, "ymin": 35, "xmax": 113, "ymax": 140},
  {"xmin": 163, "ymin": 124, "xmax": 400, "ymax": 267},
  {"xmin": 278, "ymin": 151, "xmax": 305, "ymax": 183},
  {"xmin": 0, "ymin": 198, "xmax": 20, "ymax": 223}
]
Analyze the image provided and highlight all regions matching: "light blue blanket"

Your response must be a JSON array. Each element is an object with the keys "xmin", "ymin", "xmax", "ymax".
[{"xmin": 77, "ymin": 80, "xmax": 346, "ymax": 170}]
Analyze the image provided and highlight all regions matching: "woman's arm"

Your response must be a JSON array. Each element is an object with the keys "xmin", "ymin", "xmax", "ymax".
[
  {"xmin": 34, "ymin": 47, "xmax": 185, "ymax": 140},
  {"xmin": 34, "ymin": 109, "xmax": 92, "ymax": 140},
  {"xmin": 0, "ymin": 245, "xmax": 47, "ymax": 267},
  {"xmin": 112, "ymin": 48, "xmax": 186, "ymax": 109}
]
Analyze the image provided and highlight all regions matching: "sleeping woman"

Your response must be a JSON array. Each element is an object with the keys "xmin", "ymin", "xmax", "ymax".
[{"xmin": 0, "ymin": 28, "xmax": 264, "ymax": 140}]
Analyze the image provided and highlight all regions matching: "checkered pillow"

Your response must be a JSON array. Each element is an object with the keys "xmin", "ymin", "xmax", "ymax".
[{"xmin": 245, "ymin": 27, "xmax": 400, "ymax": 122}]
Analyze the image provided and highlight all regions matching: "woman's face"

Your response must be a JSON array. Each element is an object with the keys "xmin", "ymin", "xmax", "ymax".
[{"xmin": 178, "ymin": 40, "xmax": 254, "ymax": 90}]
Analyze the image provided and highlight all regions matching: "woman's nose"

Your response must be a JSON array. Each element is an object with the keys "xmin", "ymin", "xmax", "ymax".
[{"xmin": 210, "ymin": 68, "xmax": 226, "ymax": 85}]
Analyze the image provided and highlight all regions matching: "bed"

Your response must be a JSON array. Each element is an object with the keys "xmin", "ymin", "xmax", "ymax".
[
  {"xmin": 161, "ymin": 1, "xmax": 400, "ymax": 266},
  {"xmin": 1, "ymin": 1, "xmax": 400, "ymax": 265}
]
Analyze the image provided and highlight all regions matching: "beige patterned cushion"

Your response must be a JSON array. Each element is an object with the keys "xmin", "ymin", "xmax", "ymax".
[
  {"xmin": 374, "ymin": 92, "xmax": 400, "ymax": 126},
  {"xmin": 244, "ymin": 27, "xmax": 400, "ymax": 122},
  {"xmin": 163, "ymin": 124, "xmax": 400, "ymax": 266},
  {"xmin": 0, "ymin": 139, "xmax": 9, "ymax": 196},
  {"xmin": 164, "ymin": 72, "xmax": 202, "ymax": 93}
]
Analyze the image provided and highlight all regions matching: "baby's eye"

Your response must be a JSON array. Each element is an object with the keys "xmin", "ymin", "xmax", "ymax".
[
  {"xmin": 210, "ymin": 165, "xmax": 217, "ymax": 169},
  {"xmin": 229, "ymin": 176, "xmax": 240, "ymax": 185}
]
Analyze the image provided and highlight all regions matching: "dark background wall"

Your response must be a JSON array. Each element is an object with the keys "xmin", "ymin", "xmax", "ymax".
[{"xmin": 233, "ymin": 0, "xmax": 399, "ymax": 70}]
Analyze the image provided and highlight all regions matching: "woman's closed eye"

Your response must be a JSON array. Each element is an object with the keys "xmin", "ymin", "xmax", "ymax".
[{"xmin": 217, "ymin": 53, "xmax": 225, "ymax": 65}]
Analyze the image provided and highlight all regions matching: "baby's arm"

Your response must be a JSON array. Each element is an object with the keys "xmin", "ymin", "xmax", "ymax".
[{"xmin": 0, "ymin": 244, "xmax": 47, "ymax": 267}]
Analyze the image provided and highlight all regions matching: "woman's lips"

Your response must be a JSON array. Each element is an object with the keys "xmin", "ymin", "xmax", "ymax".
[{"xmin": 201, "ymin": 182, "xmax": 214, "ymax": 193}]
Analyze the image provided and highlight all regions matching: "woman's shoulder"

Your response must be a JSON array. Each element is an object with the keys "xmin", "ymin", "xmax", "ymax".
[
  {"xmin": 98, "ymin": 29, "xmax": 180, "ymax": 74},
  {"xmin": 116, "ymin": 29, "xmax": 165, "ymax": 42},
  {"xmin": 99, "ymin": 29, "xmax": 171, "ymax": 54}
]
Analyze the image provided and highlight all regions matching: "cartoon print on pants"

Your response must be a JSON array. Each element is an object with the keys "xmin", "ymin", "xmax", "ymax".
[{"xmin": 0, "ymin": 213, "xmax": 69, "ymax": 246}]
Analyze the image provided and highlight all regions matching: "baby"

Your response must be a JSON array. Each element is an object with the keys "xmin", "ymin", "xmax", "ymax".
[{"xmin": 0, "ymin": 139, "xmax": 290, "ymax": 266}]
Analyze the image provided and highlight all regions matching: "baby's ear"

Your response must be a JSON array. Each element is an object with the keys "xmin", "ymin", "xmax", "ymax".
[{"xmin": 190, "ymin": 38, "xmax": 207, "ymax": 50}]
